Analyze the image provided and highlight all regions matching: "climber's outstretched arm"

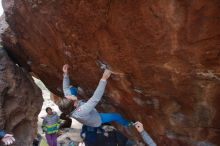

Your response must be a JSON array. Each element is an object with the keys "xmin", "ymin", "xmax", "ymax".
[
  {"xmin": 134, "ymin": 122, "xmax": 157, "ymax": 146},
  {"xmin": 63, "ymin": 64, "xmax": 71, "ymax": 97},
  {"xmin": 75, "ymin": 69, "xmax": 111, "ymax": 116}
]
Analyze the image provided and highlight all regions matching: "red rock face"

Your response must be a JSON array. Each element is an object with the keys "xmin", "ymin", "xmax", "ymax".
[
  {"xmin": 0, "ymin": 47, "xmax": 43, "ymax": 146},
  {"xmin": 1, "ymin": 0, "xmax": 220, "ymax": 145}
]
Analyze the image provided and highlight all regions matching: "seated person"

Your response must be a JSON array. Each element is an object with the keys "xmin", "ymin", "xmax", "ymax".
[{"xmin": 80, "ymin": 125, "xmax": 104, "ymax": 146}]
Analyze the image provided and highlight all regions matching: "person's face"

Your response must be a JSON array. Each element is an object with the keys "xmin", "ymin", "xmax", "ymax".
[
  {"xmin": 66, "ymin": 95, "xmax": 78, "ymax": 101},
  {"xmin": 47, "ymin": 109, "xmax": 53, "ymax": 115}
]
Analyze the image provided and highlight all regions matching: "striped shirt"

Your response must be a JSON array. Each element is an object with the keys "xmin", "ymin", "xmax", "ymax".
[{"xmin": 42, "ymin": 112, "xmax": 60, "ymax": 134}]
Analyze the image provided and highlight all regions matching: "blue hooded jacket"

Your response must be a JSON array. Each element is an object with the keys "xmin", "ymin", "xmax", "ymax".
[
  {"xmin": 81, "ymin": 125, "xmax": 104, "ymax": 143},
  {"xmin": 0, "ymin": 129, "xmax": 6, "ymax": 138}
]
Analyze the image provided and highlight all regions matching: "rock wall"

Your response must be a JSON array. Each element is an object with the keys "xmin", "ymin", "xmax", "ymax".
[
  {"xmin": 1, "ymin": 0, "xmax": 220, "ymax": 145},
  {"xmin": 0, "ymin": 47, "xmax": 43, "ymax": 146}
]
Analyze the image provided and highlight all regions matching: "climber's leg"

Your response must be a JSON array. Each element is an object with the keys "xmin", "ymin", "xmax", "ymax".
[{"xmin": 99, "ymin": 112, "xmax": 132, "ymax": 126}]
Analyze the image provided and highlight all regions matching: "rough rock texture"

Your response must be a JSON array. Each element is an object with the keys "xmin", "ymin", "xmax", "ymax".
[
  {"xmin": 0, "ymin": 47, "xmax": 43, "ymax": 146},
  {"xmin": 1, "ymin": 0, "xmax": 220, "ymax": 145}
]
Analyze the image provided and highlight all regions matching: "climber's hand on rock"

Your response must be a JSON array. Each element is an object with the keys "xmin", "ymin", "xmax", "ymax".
[
  {"xmin": 63, "ymin": 64, "xmax": 69, "ymax": 73},
  {"xmin": 101, "ymin": 69, "xmax": 111, "ymax": 81},
  {"xmin": 2, "ymin": 134, "xmax": 15, "ymax": 145},
  {"xmin": 134, "ymin": 121, "xmax": 144, "ymax": 133}
]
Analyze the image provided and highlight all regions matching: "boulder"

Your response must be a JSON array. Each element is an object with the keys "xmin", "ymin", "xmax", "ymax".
[
  {"xmin": 0, "ymin": 47, "xmax": 43, "ymax": 146},
  {"xmin": 1, "ymin": 0, "xmax": 220, "ymax": 145}
]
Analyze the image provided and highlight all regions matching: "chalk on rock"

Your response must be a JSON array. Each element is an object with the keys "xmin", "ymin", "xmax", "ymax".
[
  {"xmin": 64, "ymin": 51, "xmax": 72, "ymax": 58},
  {"xmin": 56, "ymin": 87, "xmax": 62, "ymax": 92},
  {"xmin": 27, "ymin": 61, "xmax": 32, "ymax": 65},
  {"xmin": 77, "ymin": 87, "xmax": 85, "ymax": 96},
  {"xmin": 96, "ymin": 60, "xmax": 110, "ymax": 70},
  {"xmin": 32, "ymin": 4, "xmax": 38, "ymax": 9},
  {"xmin": 133, "ymin": 87, "xmax": 143, "ymax": 94},
  {"xmin": 40, "ymin": 64, "xmax": 47, "ymax": 67}
]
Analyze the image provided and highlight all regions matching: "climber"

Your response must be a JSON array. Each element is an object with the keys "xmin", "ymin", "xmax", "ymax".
[
  {"xmin": 0, "ymin": 129, "xmax": 15, "ymax": 145},
  {"xmin": 134, "ymin": 121, "xmax": 157, "ymax": 146},
  {"xmin": 62, "ymin": 64, "xmax": 134, "ymax": 128},
  {"xmin": 42, "ymin": 107, "xmax": 61, "ymax": 146},
  {"xmin": 101, "ymin": 124, "xmax": 133, "ymax": 146}
]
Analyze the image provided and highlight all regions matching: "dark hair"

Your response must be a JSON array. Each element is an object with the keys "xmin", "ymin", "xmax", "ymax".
[{"xmin": 46, "ymin": 107, "xmax": 52, "ymax": 112}]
